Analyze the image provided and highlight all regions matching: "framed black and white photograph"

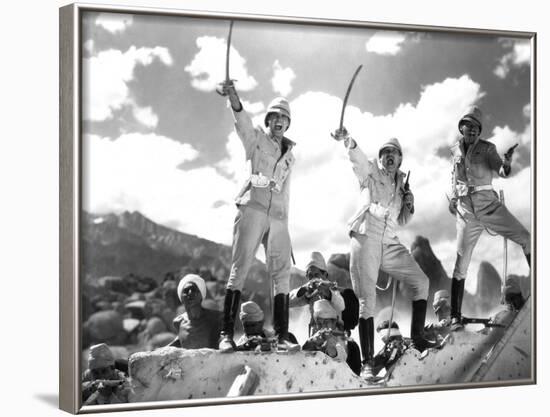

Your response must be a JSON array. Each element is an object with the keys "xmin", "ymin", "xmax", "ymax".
[{"xmin": 59, "ymin": 2, "xmax": 536, "ymax": 413}]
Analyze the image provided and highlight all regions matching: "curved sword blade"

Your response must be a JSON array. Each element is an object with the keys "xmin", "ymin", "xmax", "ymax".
[
  {"xmin": 225, "ymin": 21, "xmax": 234, "ymax": 82},
  {"xmin": 339, "ymin": 64, "xmax": 363, "ymax": 130}
]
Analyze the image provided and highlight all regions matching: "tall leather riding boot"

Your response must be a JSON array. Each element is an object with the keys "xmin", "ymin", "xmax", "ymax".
[
  {"xmin": 525, "ymin": 253, "xmax": 531, "ymax": 268},
  {"xmin": 273, "ymin": 293, "xmax": 300, "ymax": 352},
  {"xmin": 410, "ymin": 300, "xmax": 438, "ymax": 352},
  {"xmin": 450, "ymin": 278, "xmax": 465, "ymax": 331},
  {"xmin": 358, "ymin": 317, "xmax": 374, "ymax": 379},
  {"xmin": 218, "ymin": 288, "xmax": 241, "ymax": 352}
]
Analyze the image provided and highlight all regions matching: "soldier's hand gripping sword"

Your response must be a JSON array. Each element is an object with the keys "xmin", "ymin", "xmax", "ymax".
[
  {"xmin": 216, "ymin": 21, "xmax": 236, "ymax": 96},
  {"xmin": 331, "ymin": 65, "xmax": 363, "ymax": 141}
]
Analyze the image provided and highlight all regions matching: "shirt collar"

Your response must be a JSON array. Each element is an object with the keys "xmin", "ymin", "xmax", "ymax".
[{"xmin": 459, "ymin": 136, "xmax": 481, "ymax": 154}]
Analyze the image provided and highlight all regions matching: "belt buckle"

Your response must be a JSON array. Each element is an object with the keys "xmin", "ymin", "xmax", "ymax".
[
  {"xmin": 252, "ymin": 174, "xmax": 270, "ymax": 188},
  {"xmin": 467, "ymin": 185, "xmax": 476, "ymax": 194}
]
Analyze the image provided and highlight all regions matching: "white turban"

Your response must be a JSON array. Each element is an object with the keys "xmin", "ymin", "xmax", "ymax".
[{"xmin": 177, "ymin": 274, "xmax": 207, "ymax": 302}]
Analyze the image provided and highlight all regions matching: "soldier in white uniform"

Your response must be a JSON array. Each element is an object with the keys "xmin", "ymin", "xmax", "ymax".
[
  {"xmin": 448, "ymin": 106, "xmax": 530, "ymax": 330},
  {"xmin": 334, "ymin": 128, "xmax": 436, "ymax": 379},
  {"xmin": 218, "ymin": 82, "xmax": 298, "ymax": 352}
]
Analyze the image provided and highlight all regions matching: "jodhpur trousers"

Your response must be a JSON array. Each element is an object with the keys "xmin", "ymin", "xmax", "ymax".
[
  {"xmin": 350, "ymin": 232, "xmax": 429, "ymax": 319},
  {"xmin": 226, "ymin": 205, "xmax": 291, "ymax": 294},
  {"xmin": 452, "ymin": 197, "xmax": 530, "ymax": 281}
]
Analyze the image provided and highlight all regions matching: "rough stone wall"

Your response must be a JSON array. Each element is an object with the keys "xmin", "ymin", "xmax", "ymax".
[
  {"xmin": 386, "ymin": 331, "xmax": 497, "ymax": 386},
  {"xmin": 127, "ymin": 303, "xmax": 532, "ymax": 403},
  {"xmin": 477, "ymin": 301, "xmax": 532, "ymax": 382},
  {"xmin": 128, "ymin": 348, "xmax": 375, "ymax": 402},
  {"xmin": 386, "ymin": 302, "xmax": 532, "ymax": 387}
]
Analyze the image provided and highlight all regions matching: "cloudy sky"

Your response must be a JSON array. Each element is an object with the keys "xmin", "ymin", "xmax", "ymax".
[{"xmin": 81, "ymin": 12, "xmax": 532, "ymax": 291}]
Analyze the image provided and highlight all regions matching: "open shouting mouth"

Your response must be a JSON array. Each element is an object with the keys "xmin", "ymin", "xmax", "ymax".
[{"xmin": 273, "ymin": 122, "xmax": 284, "ymax": 132}]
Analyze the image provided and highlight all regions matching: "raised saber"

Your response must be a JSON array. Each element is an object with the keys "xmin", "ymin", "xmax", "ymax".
[
  {"xmin": 217, "ymin": 20, "xmax": 235, "ymax": 96},
  {"xmin": 331, "ymin": 65, "xmax": 363, "ymax": 140}
]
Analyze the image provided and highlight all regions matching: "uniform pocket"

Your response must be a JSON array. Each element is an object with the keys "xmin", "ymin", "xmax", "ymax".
[
  {"xmin": 470, "ymin": 151, "xmax": 486, "ymax": 164},
  {"xmin": 253, "ymin": 145, "xmax": 276, "ymax": 174}
]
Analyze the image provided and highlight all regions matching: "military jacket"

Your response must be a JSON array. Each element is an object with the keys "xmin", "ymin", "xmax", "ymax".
[
  {"xmin": 346, "ymin": 143, "xmax": 412, "ymax": 240},
  {"xmin": 233, "ymin": 109, "xmax": 296, "ymax": 220},
  {"xmin": 450, "ymin": 137, "xmax": 508, "ymax": 198}
]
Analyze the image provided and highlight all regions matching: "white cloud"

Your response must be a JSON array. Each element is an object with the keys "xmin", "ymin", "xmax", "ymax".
[
  {"xmin": 271, "ymin": 60, "xmax": 296, "ymax": 96},
  {"xmin": 216, "ymin": 131, "xmax": 249, "ymax": 186},
  {"xmin": 511, "ymin": 42, "xmax": 531, "ymax": 65},
  {"xmin": 132, "ymin": 106, "xmax": 159, "ymax": 128},
  {"xmin": 494, "ymin": 39, "xmax": 531, "ymax": 79},
  {"xmin": 95, "ymin": 13, "xmax": 133, "ymax": 34},
  {"xmin": 486, "ymin": 116, "xmax": 531, "ymax": 174},
  {"xmin": 366, "ymin": 31, "xmax": 407, "ymax": 55},
  {"xmin": 184, "ymin": 36, "xmax": 258, "ymax": 92},
  {"xmin": 83, "ymin": 46, "xmax": 173, "ymax": 123},
  {"xmin": 489, "ymin": 124, "xmax": 531, "ymax": 154},
  {"xmin": 523, "ymin": 103, "xmax": 531, "ymax": 119},
  {"xmin": 83, "ymin": 39, "xmax": 94, "ymax": 54},
  {"xmin": 241, "ymin": 100, "xmax": 265, "ymax": 115},
  {"xmin": 493, "ymin": 65, "xmax": 507, "ymax": 79},
  {"xmin": 83, "ymin": 133, "xmax": 238, "ymax": 244}
]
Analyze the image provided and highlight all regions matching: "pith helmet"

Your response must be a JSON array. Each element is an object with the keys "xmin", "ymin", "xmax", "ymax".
[
  {"xmin": 88, "ymin": 343, "xmax": 115, "ymax": 370},
  {"xmin": 458, "ymin": 106, "xmax": 483, "ymax": 133},
  {"xmin": 378, "ymin": 137, "xmax": 403, "ymax": 158},
  {"xmin": 264, "ymin": 97, "xmax": 291, "ymax": 127},
  {"xmin": 239, "ymin": 301, "xmax": 264, "ymax": 323},
  {"xmin": 306, "ymin": 251, "xmax": 327, "ymax": 273}
]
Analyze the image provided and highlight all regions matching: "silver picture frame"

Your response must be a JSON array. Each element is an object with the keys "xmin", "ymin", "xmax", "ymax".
[{"xmin": 60, "ymin": 2, "xmax": 536, "ymax": 414}]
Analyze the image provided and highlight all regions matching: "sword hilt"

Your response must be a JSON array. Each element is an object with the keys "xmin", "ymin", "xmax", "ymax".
[
  {"xmin": 216, "ymin": 79, "xmax": 237, "ymax": 96},
  {"xmin": 331, "ymin": 127, "xmax": 348, "ymax": 141}
]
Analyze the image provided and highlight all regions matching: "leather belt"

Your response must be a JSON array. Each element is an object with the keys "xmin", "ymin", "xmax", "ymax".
[
  {"xmin": 250, "ymin": 173, "xmax": 282, "ymax": 193},
  {"xmin": 467, "ymin": 184, "xmax": 493, "ymax": 193}
]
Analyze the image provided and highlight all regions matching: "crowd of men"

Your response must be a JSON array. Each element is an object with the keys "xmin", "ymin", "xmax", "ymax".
[
  {"xmin": 83, "ymin": 82, "xmax": 531, "ymax": 402},
  {"xmin": 83, "ymin": 257, "xmax": 527, "ymax": 403}
]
